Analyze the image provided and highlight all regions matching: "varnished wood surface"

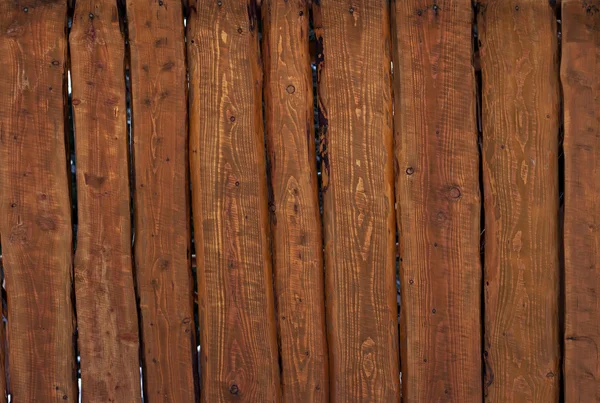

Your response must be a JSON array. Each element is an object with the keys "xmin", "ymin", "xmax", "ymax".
[
  {"xmin": 392, "ymin": 1, "xmax": 482, "ymax": 401},
  {"xmin": 479, "ymin": 1, "xmax": 560, "ymax": 401},
  {"xmin": 313, "ymin": 1, "xmax": 401, "ymax": 401},
  {"xmin": 0, "ymin": 1, "xmax": 77, "ymax": 401},
  {"xmin": 126, "ymin": 0, "xmax": 197, "ymax": 401},
  {"xmin": 70, "ymin": 1, "xmax": 141, "ymax": 401},
  {"xmin": 262, "ymin": 0, "xmax": 329, "ymax": 401},
  {"xmin": 561, "ymin": 1, "xmax": 600, "ymax": 401},
  {"xmin": 187, "ymin": 1, "xmax": 281, "ymax": 401}
]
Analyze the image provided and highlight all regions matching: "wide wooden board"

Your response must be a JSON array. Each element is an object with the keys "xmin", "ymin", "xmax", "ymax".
[
  {"xmin": 187, "ymin": 1, "xmax": 281, "ymax": 401},
  {"xmin": 479, "ymin": 1, "xmax": 560, "ymax": 401},
  {"xmin": 392, "ymin": 1, "xmax": 482, "ymax": 401}
]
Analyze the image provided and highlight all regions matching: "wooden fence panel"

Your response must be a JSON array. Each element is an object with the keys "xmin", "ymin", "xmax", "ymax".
[
  {"xmin": 0, "ymin": 2, "xmax": 77, "ymax": 401},
  {"xmin": 187, "ymin": 1, "xmax": 281, "ymax": 401},
  {"xmin": 126, "ymin": 1, "xmax": 197, "ymax": 401},
  {"xmin": 313, "ymin": 1, "xmax": 400, "ymax": 401},
  {"xmin": 262, "ymin": 1, "xmax": 328, "ymax": 402},
  {"xmin": 70, "ymin": 1, "xmax": 141, "ymax": 401},
  {"xmin": 479, "ymin": 1, "xmax": 560, "ymax": 401},
  {"xmin": 562, "ymin": 1, "xmax": 600, "ymax": 401},
  {"xmin": 392, "ymin": 1, "xmax": 482, "ymax": 401}
]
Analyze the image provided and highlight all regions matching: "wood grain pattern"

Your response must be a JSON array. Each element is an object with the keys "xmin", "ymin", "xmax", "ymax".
[
  {"xmin": 478, "ymin": 1, "xmax": 560, "ymax": 401},
  {"xmin": 313, "ymin": 1, "xmax": 400, "ymax": 401},
  {"xmin": 187, "ymin": 1, "xmax": 281, "ymax": 401},
  {"xmin": 0, "ymin": 1, "xmax": 77, "ymax": 401},
  {"xmin": 392, "ymin": 1, "xmax": 482, "ymax": 401},
  {"xmin": 262, "ymin": 0, "xmax": 328, "ymax": 401},
  {"xmin": 70, "ymin": 1, "xmax": 141, "ymax": 401},
  {"xmin": 126, "ymin": 1, "xmax": 197, "ymax": 401},
  {"xmin": 561, "ymin": 1, "xmax": 600, "ymax": 401}
]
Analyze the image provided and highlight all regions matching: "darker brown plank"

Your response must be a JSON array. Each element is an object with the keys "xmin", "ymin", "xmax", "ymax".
[
  {"xmin": 313, "ymin": 1, "xmax": 400, "ymax": 401},
  {"xmin": 562, "ymin": 1, "xmax": 600, "ymax": 401},
  {"xmin": 478, "ymin": 1, "xmax": 560, "ymax": 401},
  {"xmin": 126, "ymin": 1, "xmax": 197, "ymax": 401},
  {"xmin": 0, "ymin": 1, "xmax": 77, "ymax": 401},
  {"xmin": 392, "ymin": 1, "xmax": 482, "ymax": 401},
  {"xmin": 70, "ymin": 1, "xmax": 141, "ymax": 401},
  {"xmin": 187, "ymin": 1, "xmax": 281, "ymax": 401},
  {"xmin": 261, "ymin": 0, "xmax": 328, "ymax": 401}
]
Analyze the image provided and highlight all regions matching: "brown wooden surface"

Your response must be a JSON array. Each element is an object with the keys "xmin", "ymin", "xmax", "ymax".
[
  {"xmin": 313, "ymin": 1, "xmax": 400, "ymax": 401},
  {"xmin": 561, "ymin": 1, "xmax": 600, "ymax": 401},
  {"xmin": 479, "ymin": 1, "xmax": 560, "ymax": 401},
  {"xmin": 126, "ymin": 1, "xmax": 197, "ymax": 401},
  {"xmin": 70, "ymin": 1, "xmax": 141, "ymax": 401},
  {"xmin": 0, "ymin": 309, "xmax": 5, "ymax": 403},
  {"xmin": 392, "ymin": 1, "xmax": 482, "ymax": 401},
  {"xmin": 262, "ymin": 0, "xmax": 328, "ymax": 401},
  {"xmin": 0, "ymin": 1, "xmax": 77, "ymax": 401},
  {"xmin": 187, "ymin": 1, "xmax": 281, "ymax": 401}
]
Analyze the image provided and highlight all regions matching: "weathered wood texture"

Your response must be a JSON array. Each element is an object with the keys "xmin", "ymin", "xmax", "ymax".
[
  {"xmin": 0, "ymin": 312, "xmax": 5, "ymax": 403},
  {"xmin": 126, "ymin": 1, "xmax": 197, "ymax": 401},
  {"xmin": 392, "ymin": 1, "xmax": 482, "ymax": 401},
  {"xmin": 187, "ymin": 1, "xmax": 281, "ymax": 401},
  {"xmin": 479, "ymin": 1, "xmax": 560, "ymax": 401},
  {"xmin": 313, "ymin": 1, "xmax": 400, "ymax": 401},
  {"xmin": 70, "ymin": 1, "xmax": 141, "ymax": 401},
  {"xmin": 0, "ymin": 2, "xmax": 77, "ymax": 401},
  {"xmin": 562, "ymin": 1, "xmax": 600, "ymax": 401},
  {"xmin": 262, "ymin": 1, "xmax": 329, "ymax": 402}
]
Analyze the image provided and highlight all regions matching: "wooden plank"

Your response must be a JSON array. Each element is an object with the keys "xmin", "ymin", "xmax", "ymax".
[
  {"xmin": 187, "ymin": 1, "xmax": 281, "ymax": 401},
  {"xmin": 126, "ymin": 1, "xmax": 197, "ymax": 401},
  {"xmin": 313, "ymin": 1, "xmax": 400, "ymax": 401},
  {"xmin": 0, "ymin": 307, "xmax": 5, "ymax": 403},
  {"xmin": 261, "ymin": 1, "xmax": 328, "ymax": 401},
  {"xmin": 70, "ymin": 1, "xmax": 142, "ymax": 401},
  {"xmin": 391, "ymin": 1, "xmax": 482, "ymax": 401},
  {"xmin": 0, "ymin": 2, "xmax": 77, "ymax": 401},
  {"xmin": 478, "ymin": 1, "xmax": 560, "ymax": 401},
  {"xmin": 561, "ymin": 1, "xmax": 600, "ymax": 401}
]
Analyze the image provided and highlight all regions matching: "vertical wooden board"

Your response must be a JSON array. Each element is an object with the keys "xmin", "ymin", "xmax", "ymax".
[
  {"xmin": 561, "ymin": 1, "xmax": 600, "ymax": 401},
  {"xmin": 126, "ymin": 1, "xmax": 197, "ymax": 401},
  {"xmin": 187, "ymin": 1, "xmax": 281, "ymax": 401},
  {"xmin": 478, "ymin": 1, "xmax": 560, "ymax": 401},
  {"xmin": 70, "ymin": 1, "xmax": 142, "ymax": 401},
  {"xmin": 0, "ymin": 2, "xmax": 77, "ymax": 402},
  {"xmin": 392, "ymin": 1, "xmax": 482, "ymax": 401},
  {"xmin": 262, "ymin": 0, "xmax": 328, "ymax": 401},
  {"xmin": 313, "ymin": 1, "xmax": 400, "ymax": 401}
]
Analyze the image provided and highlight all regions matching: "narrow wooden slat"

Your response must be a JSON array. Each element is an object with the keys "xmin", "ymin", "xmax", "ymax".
[
  {"xmin": 261, "ymin": 1, "xmax": 328, "ymax": 401},
  {"xmin": 478, "ymin": 1, "xmax": 560, "ymax": 401},
  {"xmin": 392, "ymin": 1, "xmax": 482, "ymax": 401},
  {"xmin": 0, "ymin": 2, "xmax": 77, "ymax": 401},
  {"xmin": 126, "ymin": 1, "xmax": 197, "ymax": 401},
  {"xmin": 313, "ymin": 1, "xmax": 400, "ymax": 401},
  {"xmin": 70, "ymin": 1, "xmax": 141, "ymax": 401},
  {"xmin": 0, "ymin": 311, "xmax": 5, "ymax": 403},
  {"xmin": 562, "ymin": 1, "xmax": 600, "ymax": 401},
  {"xmin": 187, "ymin": 1, "xmax": 281, "ymax": 401}
]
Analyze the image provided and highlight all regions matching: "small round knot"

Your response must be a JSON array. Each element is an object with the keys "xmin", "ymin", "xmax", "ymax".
[
  {"xmin": 237, "ymin": 27, "xmax": 243, "ymax": 34},
  {"xmin": 349, "ymin": 7, "xmax": 354, "ymax": 13},
  {"xmin": 229, "ymin": 116, "xmax": 235, "ymax": 122},
  {"xmin": 23, "ymin": 7, "xmax": 28, "ymax": 12},
  {"xmin": 449, "ymin": 187, "xmax": 461, "ymax": 199},
  {"xmin": 229, "ymin": 384, "xmax": 239, "ymax": 395},
  {"xmin": 286, "ymin": 85, "xmax": 295, "ymax": 94},
  {"xmin": 89, "ymin": 13, "xmax": 94, "ymax": 19},
  {"xmin": 406, "ymin": 167, "xmax": 414, "ymax": 175}
]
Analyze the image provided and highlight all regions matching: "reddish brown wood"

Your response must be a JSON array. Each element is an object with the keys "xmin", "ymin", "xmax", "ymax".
[
  {"xmin": 262, "ymin": 0, "xmax": 328, "ymax": 401},
  {"xmin": 392, "ymin": 1, "xmax": 482, "ymax": 401},
  {"xmin": 562, "ymin": 1, "xmax": 600, "ymax": 401},
  {"xmin": 187, "ymin": 1, "xmax": 281, "ymax": 401},
  {"xmin": 126, "ymin": 0, "xmax": 197, "ymax": 401},
  {"xmin": 70, "ymin": 1, "xmax": 141, "ymax": 401},
  {"xmin": 313, "ymin": 1, "xmax": 400, "ymax": 401},
  {"xmin": 479, "ymin": 1, "xmax": 560, "ymax": 401},
  {"xmin": 0, "ymin": 1, "xmax": 77, "ymax": 401}
]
